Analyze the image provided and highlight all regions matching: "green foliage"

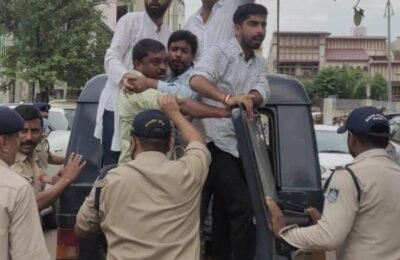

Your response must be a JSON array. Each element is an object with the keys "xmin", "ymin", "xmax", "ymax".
[
  {"xmin": 303, "ymin": 66, "xmax": 388, "ymax": 104},
  {"xmin": 370, "ymin": 73, "xmax": 388, "ymax": 101},
  {"xmin": 0, "ymin": 0, "xmax": 111, "ymax": 100}
]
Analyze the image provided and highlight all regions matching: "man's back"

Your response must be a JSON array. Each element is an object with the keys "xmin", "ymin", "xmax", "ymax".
[
  {"xmin": 99, "ymin": 142, "xmax": 210, "ymax": 260},
  {"xmin": 338, "ymin": 149, "xmax": 400, "ymax": 259}
]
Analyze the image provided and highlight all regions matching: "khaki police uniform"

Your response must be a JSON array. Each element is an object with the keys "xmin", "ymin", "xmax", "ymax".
[
  {"xmin": 279, "ymin": 148, "xmax": 400, "ymax": 260},
  {"xmin": 36, "ymin": 138, "xmax": 50, "ymax": 169},
  {"xmin": 11, "ymin": 151, "xmax": 44, "ymax": 195},
  {"xmin": 76, "ymin": 141, "xmax": 211, "ymax": 260},
  {"xmin": 0, "ymin": 160, "xmax": 50, "ymax": 260}
]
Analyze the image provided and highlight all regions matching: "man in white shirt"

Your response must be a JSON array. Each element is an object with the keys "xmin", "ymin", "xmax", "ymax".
[
  {"xmin": 190, "ymin": 4, "xmax": 270, "ymax": 259},
  {"xmin": 184, "ymin": 0, "xmax": 253, "ymax": 58},
  {"xmin": 94, "ymin": 0, "xmax": 172, "ymax": 166}
]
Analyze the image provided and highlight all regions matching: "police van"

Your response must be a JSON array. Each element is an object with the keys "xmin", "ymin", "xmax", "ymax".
[{"xmin": 55, "ymin": 74, "xmax": 324, "ymax": 259}]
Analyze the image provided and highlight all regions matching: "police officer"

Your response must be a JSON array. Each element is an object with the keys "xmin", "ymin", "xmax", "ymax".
[
  {"xmin": 75, "ymin": 95, "xmax": 211, "ymax": 260},
  {"xmin": 267, "ymin": 106, "xmax": 400, "ymax": 260},
  {"xmin": 0, "ymin": 107, "xmax": 50, "ymax": 260},
  {"xmin": 12, "ymin": 104, "xmax": 86, "ymax": 210}
]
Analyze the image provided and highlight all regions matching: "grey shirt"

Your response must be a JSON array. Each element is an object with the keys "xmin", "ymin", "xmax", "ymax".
[{"xmin": 191, "ymin": 38, "xmax": 270, "ymax": 157}]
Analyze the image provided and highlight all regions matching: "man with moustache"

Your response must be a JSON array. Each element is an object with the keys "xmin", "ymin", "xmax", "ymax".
[
  {"xmin": 12, "ymin": 104, "xmax": 86, "ymax": 211},
  {"xmin": 117, "ymin": 38, "xmax": 230, "ymax": 163},
  {"xmin": 95, "ymin": 0, "xmax": 172, "ymax": 166},
  {"xmin": 184, "ymin": 0, "xmax": 254, "ymax": 59},
  {"xmin": 128, "ymin": 30, "xmax": 198, "ymax": 99},
  {"xmin": 0, "ymin": 107, "xmax": 50, "ymax": 260},
  {"xmin": 190, "ymin": 4, "xmax": 270, "ymax": 259}
]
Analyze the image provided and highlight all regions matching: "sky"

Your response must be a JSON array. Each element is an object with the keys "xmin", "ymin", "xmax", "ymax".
[{"xmin": 184, "ymin": 0, "xmax": 400, "ymax": 51}]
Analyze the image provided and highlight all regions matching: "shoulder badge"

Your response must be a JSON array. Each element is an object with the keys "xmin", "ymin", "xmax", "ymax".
[{"xmin": 326, "ymin": 187, "xmax": 340, "ymax": 203}]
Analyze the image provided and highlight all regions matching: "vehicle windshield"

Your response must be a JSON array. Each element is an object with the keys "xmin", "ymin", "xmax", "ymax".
[
  {"xmin": 48, "ymin": 111, "xmax": 70, "ymax": 131},
  {"xmin": 315, "ymin": 129, "xmax": 349, "ymax": 154}
]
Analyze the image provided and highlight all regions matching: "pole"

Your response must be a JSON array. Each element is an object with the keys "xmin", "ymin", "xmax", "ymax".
[
  {"xmin": 386, "ymin": 0, "xmax": 393, "ymax": 102},
  {"xmin": 276, "ymin": 0, "xmax": 280, "ymax": 73}
]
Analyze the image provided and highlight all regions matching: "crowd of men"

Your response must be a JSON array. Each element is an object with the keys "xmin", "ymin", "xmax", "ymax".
[{"xmin": 2, "ymin": 0, "xmax": 400, "ymax": 260}]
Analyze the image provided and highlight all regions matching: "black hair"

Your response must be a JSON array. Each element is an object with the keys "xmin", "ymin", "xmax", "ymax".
[
  {"xmin": 352, "ymin": 132, "xmax": 389, "ymax": 149},
  {"xmin": 233, "ymin": 3, "xmax": 268, "ymax": 25},
  {"xmin": 167, "ymin": 30, "xmax": 198, "ymax": 56},
  {"xmin": 14, "ymin": 104, "xmax": 43, "ymax": 127},
  {"xmin": 132, "ymin": 39, "xmax": 166, "ymax": 61},
  {"xmin": 137, "ymin": 137, "xmax": 169, "ymax": 153}
]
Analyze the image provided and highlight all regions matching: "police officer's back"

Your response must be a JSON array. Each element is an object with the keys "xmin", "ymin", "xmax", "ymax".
[
  {"xmin": 75, "ymin": 96, "xmax": 211, "ymax": 260},
  {"xmin": 267, "ymin": 106, "xmax": 400, "ymax": 260}
]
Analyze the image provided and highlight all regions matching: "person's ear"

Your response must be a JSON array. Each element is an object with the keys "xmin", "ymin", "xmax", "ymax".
[
  {"xmin": 0, "ymin": 136, "xmax": 6, "ymax": 153},
  {"xmin": 133, "ymin": 59, "xmax": 141, "ymax": 69},
  {"xmin": 234, "ymin": 23, "xmax": 241, "ymax": 37}
]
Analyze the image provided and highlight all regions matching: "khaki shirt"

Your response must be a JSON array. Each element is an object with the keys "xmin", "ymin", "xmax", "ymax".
[
  {"xmin": 11, "ymin": 152, "xmax": 44, "ymax": 195},
  {"xmin": 0, "ymin": 160, "xmax": 50, "ymax": 260},
  {"xmin": 280, "ymin": 149, "xmax": 400, "ymax": 260},
  {"xmin": 76, "ymin": 142, "xmax": 211, "ymax": 260},
  {"xmin": 36, "ymin": 138, "xmax": 50, "ymax": 169}
]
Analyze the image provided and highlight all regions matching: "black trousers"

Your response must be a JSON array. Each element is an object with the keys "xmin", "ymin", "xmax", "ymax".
[
  {"xmin": 102, "ymin": 110, "xmax": 120, "ymax": 167},
  {"xmin": 203, "ymin": 143, "xmax": 256, "ymax": 260}
]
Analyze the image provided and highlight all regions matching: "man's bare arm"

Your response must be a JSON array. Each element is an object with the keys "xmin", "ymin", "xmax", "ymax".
[
  {"xmin": 178, "ymin": 98, "xmax": 230, "ymax": 118},
  {"xmin": 36, "ymin": 153, "xmax": 86, "ymax": 210}
]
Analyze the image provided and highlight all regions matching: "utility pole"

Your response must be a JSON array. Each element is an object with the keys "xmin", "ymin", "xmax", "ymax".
[
  {"xmin": 385, "ymin": 0, "xmax": 394, "ymax": 102},
  {"xmin": 276, "ymin": 0, "xmax": 280, "ymax": 73}
]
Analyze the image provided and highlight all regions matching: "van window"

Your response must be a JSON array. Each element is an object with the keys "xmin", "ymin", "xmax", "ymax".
[{"xmin": 48, "ymin": 111, "xmax": 70, "ymax": 131}]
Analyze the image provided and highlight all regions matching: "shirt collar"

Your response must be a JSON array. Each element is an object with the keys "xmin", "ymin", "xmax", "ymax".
[
  {"xmin": 351, "ymin": 148, "xmax": 389, "ymax": 164},
  {"xmin": 133, "ymin": 151, "xmax": 168, "ymax": 162},
  {"xmin": 170, "ymin": 65, "xmax": 193, "ymax": 80},
  {"xmin": 144, "ymin": 12, "xmax": 165, "ymax": 33},
  {"xmin": 230, "ymin": 38, "xmax": 256, "ymax": 61},
  {"xmin": 16, "ymin": 151, "xmax": 40, "ymax": 163},
  {"xmin": 195, "ymin": 0, "xmax": 225, "ymax": 22}
]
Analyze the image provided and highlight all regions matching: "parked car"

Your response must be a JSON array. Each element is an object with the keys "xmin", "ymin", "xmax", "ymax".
[
  {"xmin": 314, "ymin": 125, "xmax": 353, "ymax": 182},
  {"xmin": 55, "ymin": 74, "xmax": 324, "ymax": 259},
  {"xmin": 50, "ymin": 99, "xmax": 77, "ymax": 128}
]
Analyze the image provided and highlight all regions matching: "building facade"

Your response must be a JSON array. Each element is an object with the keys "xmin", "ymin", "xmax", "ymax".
[{"xmin": 269, "ymin": 31, "xmax": 400, "ymax": 101}]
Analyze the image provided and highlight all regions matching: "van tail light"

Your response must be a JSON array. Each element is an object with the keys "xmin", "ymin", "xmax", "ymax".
[{"xmin": 56, "ymin": 228, "xmax": 79, "ymax": 259}]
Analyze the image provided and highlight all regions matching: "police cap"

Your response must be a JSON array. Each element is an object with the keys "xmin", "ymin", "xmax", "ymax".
[
  {"xmin": 0, "ymin": 106, "xmax": 24, "ymax": 135},
  {"xmin": 34, "ymin": 103, "xmax": 51, "ymax": 113},
  {"xmin": 132, "ymin": 109, "xmax": 171, "ymax": 140},
  {"xmin": 337, "ymin": 106, "xmax": 389, "ymax": 137}
]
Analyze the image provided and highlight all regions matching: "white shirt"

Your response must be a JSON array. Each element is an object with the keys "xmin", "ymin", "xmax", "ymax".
[
  {"xmin": 191, "ymin": 38, "xmax": 270, "ymax": 157},
  {"xmin": 94, "ymin": 12, "xmax": 172, "ymax": 144},
  {"xmin": 184, "ymin": 0, "xmax": 253, "ymax": 59}
]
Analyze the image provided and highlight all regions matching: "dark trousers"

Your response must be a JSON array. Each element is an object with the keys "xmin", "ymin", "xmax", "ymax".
[
  {"xmin": 203, "ymin": 143, "xmax": 256, "ymax": 260},
  {"xmin": 102, "ymin": 110, "xmax": 120, "ymax": 167}
]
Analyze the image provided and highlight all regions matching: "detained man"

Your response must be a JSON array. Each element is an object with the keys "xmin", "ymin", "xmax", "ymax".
[{"xmin": 117, "ymin": 38, "xmax": 230, "ymax": 163}]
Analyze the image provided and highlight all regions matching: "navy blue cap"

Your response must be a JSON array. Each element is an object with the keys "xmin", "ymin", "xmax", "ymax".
[
  {"xmin": 0, "ymin": 106, "xmax": 24, "ymax": 135},
  {"xmin": 34, "ymin": 103, "xmax": 51, "ymax": 112},
  {"xmin": 337, "ymin": 106, "xmax": 389, "ymax": 137},
  {"xmin": 133, "ymin": 109, "xmax": 171, "ymax": 139}
]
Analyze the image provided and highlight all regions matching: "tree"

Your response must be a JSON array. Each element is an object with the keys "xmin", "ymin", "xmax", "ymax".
[
  {"xmin": 303, "ymin": 66, "xmax": 387, "ymax": 105},
  {"xmin": 0, "ymin": 0, "xmax": 111, "ymax": 102}
]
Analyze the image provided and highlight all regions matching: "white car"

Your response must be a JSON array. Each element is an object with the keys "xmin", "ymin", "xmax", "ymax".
[{"xmin": 314, "ymin": 125, "xmax": 353, "ymax": 182}]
